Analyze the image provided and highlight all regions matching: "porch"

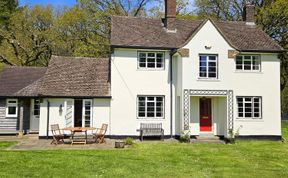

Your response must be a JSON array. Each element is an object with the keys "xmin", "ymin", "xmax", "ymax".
[{"xmin": 182, "ymin": 89, "xmax": 234, "ymax": 137}]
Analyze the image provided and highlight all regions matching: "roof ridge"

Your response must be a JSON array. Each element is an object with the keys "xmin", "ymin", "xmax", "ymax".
[
  {"xmin": 51, "ymin": 55, "xmax": 108, "ymax": 60},
  {"xmin": 5, "ymin": 66, "xmax": 47, "ymax": 69},
  {"xmin": 111, "ymin": 15, "xmax": 161, "ymax": 20}
]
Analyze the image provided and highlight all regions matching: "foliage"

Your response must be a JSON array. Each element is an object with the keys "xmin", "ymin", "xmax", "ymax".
[
  {"xmin": 124, "ymin": 137, "xmax": 134, "ymax": 145},
  {"xmin": 0, "ymin": 0, "xmax": 18, "ymax": 27},
  {"xmin": 0, "ymin": 5, "xmax": 54, "ymax": 66},
  {"xmin": 0, "ymin": 122, "xmax": 288, "ymax": 177},
  {"xmin": 52, "ymin": 5, "xmax": 109, "ymax": 58},
  {"xmin": 179, "ymin": 130, "xmax": 190, "ymax": 143}
]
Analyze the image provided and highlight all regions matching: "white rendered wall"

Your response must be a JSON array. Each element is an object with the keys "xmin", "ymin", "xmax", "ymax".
[
  {"xmin": 181, "ymin": 20, "xmax": 281, "ymax": 136},
  {"xmin": 39, "ymin": 98, "xmax": 111, "ymax": 137},
  {"xmin": 111, "ymin": 49, "xmax": 172, "ymax": 136}
]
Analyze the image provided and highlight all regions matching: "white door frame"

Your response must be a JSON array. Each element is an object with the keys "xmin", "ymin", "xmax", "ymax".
[{"xmin": 82, "ymin": 99, "xmax": 93, "ymax": 127}]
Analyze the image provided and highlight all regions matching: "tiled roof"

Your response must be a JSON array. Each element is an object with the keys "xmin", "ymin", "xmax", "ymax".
[
  {"xmin": 0, "ymin": 66, "xmax": 47, "ymax": 97},
  {"xmin": 35, "ymin": 56, "xmax": 110, "ymax": 97},
  {"xmin": 213, "ymin": 21, "xmax": 283, "ymax": 52},
  {"xmin": 110, "ymin": 16, "xmax": 283, "ymax": 52},
  {"xmin": 111, "ymin": 16, "xmax": 204, "ymax": 49}
]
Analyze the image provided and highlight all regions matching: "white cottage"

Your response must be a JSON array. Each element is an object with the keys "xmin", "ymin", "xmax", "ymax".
[{"xmin": 0, "ymin": 1, "xmax": 283, "ymax": 140}]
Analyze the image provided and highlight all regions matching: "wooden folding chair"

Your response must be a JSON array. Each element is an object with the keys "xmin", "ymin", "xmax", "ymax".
[
  {"xmin": 93, "ymin": 124, "xmax": 108, "ymax": 143},
  {"xmin": 50, "ymin": 124, "xmax": 65, "ymax": 145}
]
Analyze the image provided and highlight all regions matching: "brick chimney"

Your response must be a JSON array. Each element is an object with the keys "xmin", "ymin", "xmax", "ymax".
[
  {"xmin": 243, "ymin": 2, "xmax": 255, "ymax": 25},
  {"xmin": 164, "ymin": 0, "xmax": 176, "ymax": 32}
]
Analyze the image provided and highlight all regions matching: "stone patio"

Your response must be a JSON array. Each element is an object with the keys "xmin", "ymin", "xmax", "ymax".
[{"xmin": 0, "ymin": 135, "xmax": 117, "ymax": 150}]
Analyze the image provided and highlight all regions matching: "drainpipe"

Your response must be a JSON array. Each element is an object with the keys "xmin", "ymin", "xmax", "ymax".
[
  {"xmin": 46, "ymin": 100, "xmax": 50, "ymax": 139},
  {"xmin": 170, "ymin": 49, "xmax": 177, "ymax": 138}
]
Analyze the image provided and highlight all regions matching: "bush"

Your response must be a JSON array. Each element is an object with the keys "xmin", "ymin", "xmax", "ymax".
[
  {"xmin": 179, "ymin": 130, "xmax": 190, "ymax": 143},
  {"xmin": 124, "ymin": 137, "xmax": 134, "ymax": 145}
]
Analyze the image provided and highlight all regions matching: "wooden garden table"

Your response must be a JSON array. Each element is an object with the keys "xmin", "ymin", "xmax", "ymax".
[{"xmin": 63, "ymin": 127, "xmax": 96, "ymax": 144}]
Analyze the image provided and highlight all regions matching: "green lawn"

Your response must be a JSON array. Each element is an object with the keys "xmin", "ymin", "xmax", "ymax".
[{"xmin": 0, "ymin": 123, "xmax": 288, "ymax": 178}]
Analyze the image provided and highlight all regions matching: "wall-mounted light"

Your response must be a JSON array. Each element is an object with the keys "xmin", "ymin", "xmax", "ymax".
[
  {"xmin": 205, "ymin": 45, "xmax": 212, "ymax": 49},
  {"xmin": 205, "ymin": 42, "xmax": 212, "ymax": 49}
]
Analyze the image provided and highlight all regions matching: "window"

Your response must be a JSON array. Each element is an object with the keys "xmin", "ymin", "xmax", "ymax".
[
  {"xmin": 83, "ymin": 100, "xmax": 92, "ymax": 127},
  {"xmin": 33, "ymin": 99, "xmax": 40, "ymax": 116},
  {"xmin": 237, "ymin": 97, "xmax": 262, "ymax": 119},
  {"xmin": 138, "ymin": 52, "xmax": 164, "ymax": 69},
  {"xmin": 199, "ymin": 55, "xmax": 218, "ymax": 78},
  {"xmin": 236, "ymin": 55, "xmax": 260, "ymax": 71},
  {"xmin": 137, "ymin": 96, "xmax": 164, "ymax": 118},
  {"xmin": 6, "ymin": 99, "xmax": 18, "ymax": 117}
]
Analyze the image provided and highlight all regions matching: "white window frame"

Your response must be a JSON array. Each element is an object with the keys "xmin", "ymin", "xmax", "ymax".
[
  {"xmin": 137, "ymin": 51, "xmax": 165, "ymax": 70},
  {"xmin": 6, "ymin": 99, "xmax": 18, "ymax": 117},
  {"xmin": 82, "ymin": 99, "xmax": 93, "ymax": 127},
  {"xmin": 237, "ymin": 96, "xmax": 262, "ymax": 119},
  {"xmin": 199, "ymin": 55, "xmax": 218, "ymax": 79},
  {"xmin": 137, "ymin": 96, "xmax": 165, "ymax": 119},
  {"xmin": 235, "ymin": 55, "xmax": 261, "ymax": 71}
]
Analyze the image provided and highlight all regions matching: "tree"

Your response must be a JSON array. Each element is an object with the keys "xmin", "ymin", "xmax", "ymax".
[
  {"xmin": 53, "ymin": 5, "xmax": 109, "ymax": 57},
  {"xmin": 0, "ymin": 0, "xmax": 18, "ymax": 27},
  {"xmin": 0, "ymin": 6, "xmax": 54, "ymax": 66}
]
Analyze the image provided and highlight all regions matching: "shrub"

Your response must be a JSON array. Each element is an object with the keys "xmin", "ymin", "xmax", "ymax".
[
  {"xmin": 124, "ymin": 137, "xmax": 134, "ymax": 145},
  {"xmin": 179, "ymin": 130, "xmax": 190, "ymax": 143}
]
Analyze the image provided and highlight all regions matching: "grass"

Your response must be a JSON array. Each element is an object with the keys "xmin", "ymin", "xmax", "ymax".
[
  {"xmin": 0, "ymin": 141, "xmax": 18, "ymax": 150},
  {"xmin": 0, "ymin": 123, "xmax": 288, "ymax": 178}
]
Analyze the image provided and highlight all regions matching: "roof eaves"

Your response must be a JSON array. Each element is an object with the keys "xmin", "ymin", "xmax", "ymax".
[{"xmin": 111, "ymin": 45, "xmax": 176, "ymax": 50}]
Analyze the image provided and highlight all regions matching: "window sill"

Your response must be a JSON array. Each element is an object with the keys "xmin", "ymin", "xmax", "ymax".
[
  {"xmin": 137, "ymin": 118, "xmax": 165, "ymax": 120},
  {"xmin": 234, "ymin": 70, "xmax": 263, "ymax": 74},
  {"xmin": 236, "ymin": 118, "xmax": 263, "ymax": 122},
  {"xmin": 6, "ymin": 115, "xmax": 17, "ymax": 118},
  {"xmin": 137, "ymin": 68, "xmax": 165, "ymax": 71},
  {"xmin": 197, "ymin": 78, "xmax": 220, "ymax": 82}
]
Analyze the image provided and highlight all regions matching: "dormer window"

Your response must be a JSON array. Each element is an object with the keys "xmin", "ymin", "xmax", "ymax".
[
  {"xmin": 138, "ymin": 52, "xmax": 164, "ymax": 69},
  {"xmin": 236, "ymin": 55, "xmax": 261, "ymax": 71}
]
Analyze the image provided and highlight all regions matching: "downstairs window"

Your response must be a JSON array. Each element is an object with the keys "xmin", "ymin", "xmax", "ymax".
[
  {"xmin": 237, "ymin": 97, "xmax": 262, "ymax": 119},
  {"xmin": 137, "ymin": 96, "xmax": 164, "ymax": 118},
  {"xmin": 6, "ymin": 99, "xmax": 18, "ymax": 117}
]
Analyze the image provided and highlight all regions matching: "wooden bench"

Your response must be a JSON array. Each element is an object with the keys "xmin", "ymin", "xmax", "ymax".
[{"xmin": 139, "ymin": 123, "xmax": 164, "ymax": 141}]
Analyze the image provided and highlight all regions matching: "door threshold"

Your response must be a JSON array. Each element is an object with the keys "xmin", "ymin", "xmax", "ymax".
[{"xmin": 29, "ymin": 131, "xmax": 39, "ymax": 134}]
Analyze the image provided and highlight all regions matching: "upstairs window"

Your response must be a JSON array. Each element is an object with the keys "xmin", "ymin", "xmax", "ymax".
[
  {"xmin": 6, "ymin": 99, "xmax": 18, "ymax": 117},
  {"xmin": 199, "ymin": 55, "xmax": 218, "ymax": 78},
  {"xmin": 138, "ymin": 52, "xmax": 164, "ymax": 69},
  {"xmin": 236, "ymin": 55, "xmax": 261, "ymax": 71},
  {"xmin": 237, "ymin": 97, "xmax": 262, "ymax": 119}
]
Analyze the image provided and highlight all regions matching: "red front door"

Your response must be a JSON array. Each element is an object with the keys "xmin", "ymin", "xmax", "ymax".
[{"xmin": 200, "ymin": 98, "xmax": 212, "ymax": 132}]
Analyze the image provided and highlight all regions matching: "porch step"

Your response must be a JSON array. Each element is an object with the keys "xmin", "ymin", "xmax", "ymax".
[
  {"xmin": 191, "ymin": 135, "xmax": 225, "ymax": 144},
  {"xmin": 196, "ymin": 135, "xmax": 220, "ymax": 140}
]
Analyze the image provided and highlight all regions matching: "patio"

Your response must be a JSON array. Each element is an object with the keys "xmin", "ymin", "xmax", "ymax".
[{"xmin": 0, "ymin": 135, "xmax": 116, "ymax": 150}]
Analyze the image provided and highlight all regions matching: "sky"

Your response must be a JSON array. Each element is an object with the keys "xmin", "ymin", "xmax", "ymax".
[{"xmin": 19, "ymin": 0, "xmax": 77, "ymax": 7}]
